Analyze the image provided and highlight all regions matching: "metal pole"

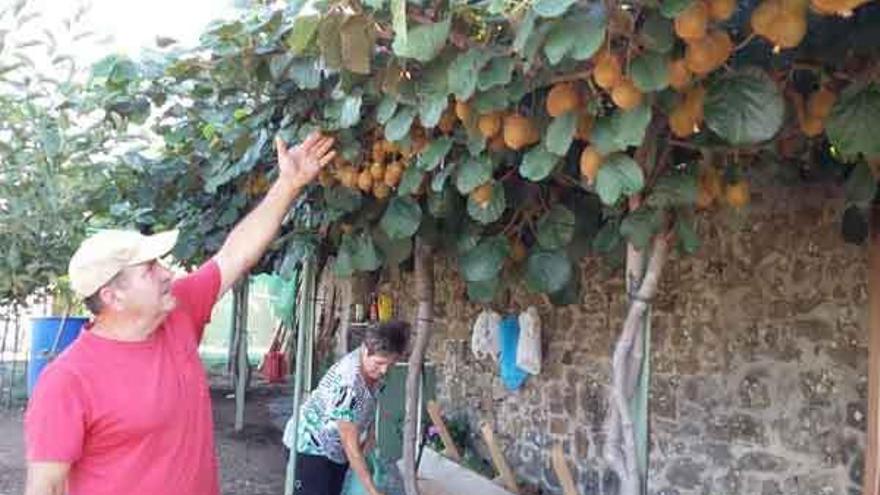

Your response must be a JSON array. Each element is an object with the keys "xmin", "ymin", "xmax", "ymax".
[
  {"xmin": 234, "ymin": 279, "xmax": 250, "ymax": 432},
  {"xmin": 285, "ymin": 259, "xmax": 316, "ymax": 495}
]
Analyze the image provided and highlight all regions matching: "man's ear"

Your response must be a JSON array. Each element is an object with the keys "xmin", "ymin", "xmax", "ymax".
[{"xmin": 98, "ymin": 285, "xmax": 121, "ymax": 311}]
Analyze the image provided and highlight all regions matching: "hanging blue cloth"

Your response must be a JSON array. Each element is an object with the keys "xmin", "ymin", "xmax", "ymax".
[{"xmin": 498, "ymin": 315, "xmax": 529, "ymax": 391}]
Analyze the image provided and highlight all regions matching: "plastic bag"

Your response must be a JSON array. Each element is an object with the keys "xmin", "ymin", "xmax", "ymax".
[
  {"xmin": 470, "ymin": 309, "xmax": 501, "ymax": 362},
  {"xmin": 516, "ymin": 306, "xmax": 541, "ymax": 375}
]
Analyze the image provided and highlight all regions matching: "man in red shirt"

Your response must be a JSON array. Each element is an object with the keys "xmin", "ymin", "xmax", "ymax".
[{"xmin": 23, "ymin": 132, "xmax": 335, "ymax": 495}]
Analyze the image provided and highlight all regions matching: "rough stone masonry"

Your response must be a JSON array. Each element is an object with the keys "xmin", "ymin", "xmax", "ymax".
[{"xmin": 384, "ymin": 180, "xmax": 869, "ymax": 495}]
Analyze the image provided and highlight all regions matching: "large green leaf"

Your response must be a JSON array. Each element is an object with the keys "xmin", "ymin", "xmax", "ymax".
[
  {"xmin": 705, "ymin": 68, "xmax": 784, "ymax": 145},
  {"xmin": 286, "ymin": 14, "xmax": 320, "ymax": 55},
  {"xmin": 533, "ymin": 0, "xmax": 577, "ymax": 18},
  {"xmin": 591, "ymin": 105, "xmax": 653, "ymax": 155},
  {"xmin": 456, "ymin": 155, "xmax": 494, "ymax": 194},
  {"xmin": 478, "ymin": 57, "xmax": 515, "ymax": 91},
  {"xmin": 352, "ymin": 232, "xmax": 382, "ymax": 271},
  {"xmin": 525, "ymin": 250, "xmax": 572, "ymax": 293},
  {"xmin": 544, "ymin": 20, "xmax": 578, "ymax": 66},
  {"xmin": 593, "ymin": 219, "xmax": 623, "ymax": 253},
  {"xmin": 467, "ymin": 277, "xmax": 501, "ymax": 302},
  {"xmin": 473, "ymin": 87, "xmax": 510, "ymax": 113},
  {"xmin": 419, "ymin": 92, "xmax": 448, "ymax": 128},
  {"xmin": 595, "ymin": 153, "xmax": 645, "ymax": 206},
  {"xmin": 467, "ymin": 182, "xmax": 506, "ymax": 224},
  {"xmin": 391, "ymin": 0, "xmax": 407, "ymax": 45},
  {"xmin": 397, "ymin": 166, "xmax": 425, "ymax": 196},
  {"xmin": 826, "ymin": 83, "xmax": 880, "ymax": 160},
  {"xmin": 376, "ymin": 96, "xmax": 398, "ymax": 125},
  {"xmin": 645, "ymin": 173, "xmax": 698, "ymax": 208},
  {"xmin": 380, "ymin": 196, "xmax": 422, "ymax": 239},
  {"xmin": 392, "ymin": 18, "xmax": 451, "ymax": 63},
  {"xmin": 448, "ymin": 49, "xmax": 490, "ymax": 101},
  {"xmin": 545, "ymin": 112, "xmax": 577, "ymax": 156},
  {"xmin": 318, "ymin": 14, "xmax": 345, "ymax": 68},
  {"xmin": 640, "ymin": 13, "xmax": 675, "ymax": 53},
  {"xmin": 675, "ymin": 217, "xmax": 701, "ymax": 254},
  {"xmin": 569, "ymin": 10, "xmax": 606, "ymax": 60},
  {"xmin": 290, "ymin": 59, "xmax": 321, "ymax": 89},
  {"xmin": 631, "ymin": 51, "xmax": 669, "ymax": 92},
  {"xmin": 661, "ymin": 0, "xmax": 694, "ymax": 18},
  {"xmin": 417, "ymin": 137, "xmax": 453, "ymax": 171},
  {"xmin": 549, "ymin": 273, "xmax": 580, "ymax": 306},
  {"xmin": 619, "ymin": 207, "xmax": 663, "ymax": 250},
  {"xmin": 513, "ymin": 9, "xmax": 537, "ymax": 54},
  {"xmin": 385, "ymin": 106, "xmax": 417, "ymax": 141},
  {"xmin": 333, "ymin": 234, "xmax": 356, "ymax": 277},
  {"xmin": 373, "ymin": 227, "xmax": 413, "ymax": 265},
  {"xmin": 340, "ymin": 15, "xmax": 374, "ymax": 74},
  {"xmin": 324, "ymin": 186, "xmax": 363, "ymax": 213},
  {"xmin": 431, "ymin": 163, "xmax": 457, "ymax": 192},
  {"xmin": 459, "ymin": 235, "xmax": 510, "ymax": 282},
  {"xmin": 520, "ymin": 146, "xmax": 560, "ymax": 182},
  {"xmin": 339, "ymin": 94, "xmax": 362, "ymax": 128},
  {"xmin": 537, "ymin": 205, "xmax": 576, "ymax": 249}
]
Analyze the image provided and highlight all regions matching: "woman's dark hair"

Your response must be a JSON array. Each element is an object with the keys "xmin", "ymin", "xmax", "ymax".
[{"xmin": 364, "ymin": 320, "xmax": 410, "ymax": 357}]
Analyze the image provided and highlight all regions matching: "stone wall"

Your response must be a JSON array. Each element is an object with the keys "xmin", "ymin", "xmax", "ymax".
[{"xmin": 384, "ymin": 182, "xmax": 870, "ymax": 495}]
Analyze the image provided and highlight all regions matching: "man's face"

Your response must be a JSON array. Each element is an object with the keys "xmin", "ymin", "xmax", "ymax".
[
  {"xmin": 361, "ymin": 352, "xmax": 398, "ymax": 382},
  {"xmin": 106, "ymin": 259, "xmax": 176, "ymax": 318}
]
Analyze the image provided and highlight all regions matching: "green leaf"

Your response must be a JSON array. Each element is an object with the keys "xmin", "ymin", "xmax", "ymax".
[
  {"xmin": 448, "ymin": 49, "xmax": 490, "ymax": 101},
  {"xmin": 431, "ymin": 164, "xmax": 457, "ymax": 192},
  {"xmin": 376, "ymin": 96, "xmax": 398, "ymax": 125},
  {"xmin": 544, "ymin": 20, "xmax": 577, "ymax": 65},
  {"xmin": 397, "ymin": 166, "xmax": 425, "ymax": 195},
  {"xmin": 340, "ymin": 14, "xmax": 374, "ymax": 74},
  {"xmin": 318, "ymin": 14, "xmax": 345, "ymax": 68},
  {"xmin": 478, "ymin": 57, "xmax": 515, "ymax": 91},
  {"xmin": 419, "ymin": 92, "xmax": 448, "ymax": 128},
  {"xmin": 467, "ymin": 130, "xmax": 487, "ymax": 155},
  {"xmin": 352, "ymin": 232, "xmax": 382, "ymax": 271},
  {"xmin": 333, "ymin": 234, "xmax": 356, "ymax": 277},
  {"xmin": 428, "ymin": 184, "xmax": 459, "ymax": 218},
  {"xmin": 660, "ymin": 0, "xmax": 694, "ymax": 18},
  {"xmin": 704, "ymin": 68, "xmax": 784, "ymax": 145},
  {"xmin": 467, "ymin": 277, "xmax": 500, "ymax": 302},
  {"xmin": 417, "ymin": 137, "xmax": 453, "ymax": 171},
  {"xmin": 537, "ymin": 205, "xmax": 576, "ymax": 249},
  {"xmin": 533, "ymin": 0, "xmax": 577, "ymax": 18},
  {"xmin": 640, "ymin": 12, "xmax": 675, "ymax": 53},
  {"xmin": 290, "ymin": 59, "xmax": 321, "ymax": 89},
  {"xmin": 826, "ymin": 83, "xmax": 880, "ymax": 160},
  {"xmin": 459, "ymin": 235, "xmax": 510, "ymax": 282},
  {"xmin": 525, "ymin": 250, "xmax": 572, "ymax": 293},
  {"xmin": 591, "ymin": 104, "xmax": 653, "ymax": 155},
  {"xmin": 286, "ymin": 14, "xmax": 320, "ymax": 55},
  {"xmin": 549, "ymin": 274, "xmax": 580, "ymax": 306},
  {"xmin": 520, "ymin": 146, "xmax": 560, "ymax": 182},
  {"xmin": 467, "ymin": 182, "xmax": 506, "ymax": 224},
  {"xmin": 645, "ymin": 173, "xmax": 698, "ymax": 208},
  {"xmin": 513, "ymin": 9, "xmax": 537, "ymax": 54},
  {"xmin": 675, "ymin": 217, "xmax": 701, "ymax": 254},
  {"xmin": 380, "ymin": 196, "xmax": 422, "ymax": 239},
  {"xmin": 595, "ymin": 153, "xmax": 645, "ymax": 206},
  {"xmin": 385, "ymin": 106, "xmax": 417, "ymax": 142},
  {"xmin": 456, "ymin": 155, "xmax": 494, "ymax": 194},
  {"xmin": 845, "ymin": 162, "xmax": 878, "ymax": 207},
  {"xmin": 339, "ymin": 94, "xmax": 363, "ymax": 128},
  {"xmin": 593, "ymin": 219, "xmax": 623, "ymax": 253},
  {"xmin": 619, "ymin": 208, "xmax": 663, "ymax": 250},
  {"xmin": 324, "ymin": 186, "xmax": 363, "ymax": 213},
  {"xmin": 545, "ymin": 112, "xmax": 577, "ymax": 156},
  {"xmin": 569, "ymin": 11, "xmax": 607, "ymax": 61},
  {"xmin": 373, "ymin": 227, "xmax": 413, "ymax": 265},
  {"xmin": 392, "ymin": 18, "xmax": 451, "ymax": 63},
  {"xmin": 631, "ymin": 51, "xmax": 669, "ymax": 92},
  {"xmin": 391, "ymin": 0, "xmax": 407, "ymax": 45},
  {"xmin": 473, "ymin": 87, "xmax": 510, "ymax": 113}
]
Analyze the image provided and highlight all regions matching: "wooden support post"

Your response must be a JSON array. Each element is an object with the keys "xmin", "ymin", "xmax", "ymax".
[
  {"xmin": 234, "ymin": 279, "xmax": 249, "ymax": 432},
  {"xmin": 479, "ymin": 422, "xmax": 520, "ymax": 495},
  {"xmin": 551, "ymin": 443, "xmax": 579, "ymax": 495},
  {"xmin": 865, "ymin": 203, "xmax": 880, "ymax": 495},
  {"xmin": 426, "ymin": 400, "xmax": 462, "ymax": 462}
]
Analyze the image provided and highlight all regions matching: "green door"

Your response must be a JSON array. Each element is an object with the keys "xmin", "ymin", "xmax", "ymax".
[{"xmin": 374, "ymin": 362, "xmax": 436, "ymax": 461}]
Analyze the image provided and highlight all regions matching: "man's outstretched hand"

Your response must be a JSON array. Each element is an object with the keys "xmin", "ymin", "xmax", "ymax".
[{"xmin": 276, "ymin": 132, "xmax": 336, "ymax": 190}]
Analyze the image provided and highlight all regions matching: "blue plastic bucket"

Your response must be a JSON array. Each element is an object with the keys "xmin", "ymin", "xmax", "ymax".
[{"xmin": 27, "ymin": 316, "xmax": 88, "ymax": 397}]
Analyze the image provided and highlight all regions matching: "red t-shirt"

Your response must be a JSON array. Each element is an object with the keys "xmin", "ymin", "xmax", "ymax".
[{"xmin": 25, "ymin": 260, "xmax": 222, "ymax": 495}]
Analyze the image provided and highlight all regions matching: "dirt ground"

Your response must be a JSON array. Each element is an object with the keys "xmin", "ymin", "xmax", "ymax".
[{"xmin": 0, "ymin": 380, "xmax": 292, "ymax": 495}]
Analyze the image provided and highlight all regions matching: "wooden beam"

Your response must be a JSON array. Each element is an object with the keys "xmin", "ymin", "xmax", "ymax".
[
  {"xmin": 550, "ymin": 443, "xmax": 579, "ymax": 495},
  {"xmin": 480, "ymin": 422, "xmax": 520, "ymax": 495},
  {"xmin": 865, "ymin": 202, "xmax": 880, "ymax": 495},
  {"xmin": 426, "ymin": 401, "xmax": 462, "ymax": 462}
]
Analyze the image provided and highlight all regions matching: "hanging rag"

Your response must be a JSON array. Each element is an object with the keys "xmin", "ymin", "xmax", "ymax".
[
  {"xmin": 499, "ymin": 315, "xmax": 529, "ymax": 391},
  {"xmin": 516, "ymin": 306, "xmax": 542, "ymax": 375},
  {"xmin": 470, "ymin": 309, "xmax": 502, "ymax": 362}
]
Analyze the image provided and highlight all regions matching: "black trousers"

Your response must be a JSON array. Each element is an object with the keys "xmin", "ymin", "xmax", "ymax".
[{"xmin": 295, "ymin": 453, "xmax": 350, "ymax": 495}]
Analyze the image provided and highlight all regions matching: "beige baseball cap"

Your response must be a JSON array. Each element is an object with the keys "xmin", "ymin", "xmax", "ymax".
[{"xmin": 68, "ymin": 229, "xmax": 179, "ymax": 298}]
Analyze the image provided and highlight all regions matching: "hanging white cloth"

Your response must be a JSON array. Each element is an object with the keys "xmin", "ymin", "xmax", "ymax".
[
  {"xmin": 516, "ymin": 306, "xmax": 542, "ymax": 375},
  {"xmin": 471, "ymin": 309, "xmax": 501, "ymax": 362}
]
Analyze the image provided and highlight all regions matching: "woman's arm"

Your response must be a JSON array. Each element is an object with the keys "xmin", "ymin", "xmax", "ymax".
[{"xmin": 338, "ymin": 421, "xmax": 383, "ymax": 495}]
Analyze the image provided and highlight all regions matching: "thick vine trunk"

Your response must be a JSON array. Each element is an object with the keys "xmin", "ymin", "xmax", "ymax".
[
  {"xmin": 402, "ymin": 238, "xmax": 434, "ymax": 495},
  {"xmin": 865, "ymin": 202, "xmax": 880, "ymax": 495},
  {"xmin": 603, "ymin": 235, "xmax": 670, "ymax": 495}
]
